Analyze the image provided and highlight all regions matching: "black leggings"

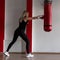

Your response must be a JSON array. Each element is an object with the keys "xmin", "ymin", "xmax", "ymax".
[{"xmin": 6, "ymin": 29, "xmax": 30, "ymax": 53}]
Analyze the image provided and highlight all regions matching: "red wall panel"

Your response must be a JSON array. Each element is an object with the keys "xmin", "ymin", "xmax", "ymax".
[
  {"xmin": 0, "ymin": 0, "xmax": 5, "ymax": 52},
  {"xmin": 26, "ymin": 0, "xmax": 32, "ymax": 52}
]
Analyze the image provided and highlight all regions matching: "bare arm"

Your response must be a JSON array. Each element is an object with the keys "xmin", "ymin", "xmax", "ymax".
[
  {"xmin": 27, "ymin": 15, "xmax": 44, "ymax": 21},
  {"xmin": 19, "ymin": 15, "xmax": 44, "ymax": 22}
]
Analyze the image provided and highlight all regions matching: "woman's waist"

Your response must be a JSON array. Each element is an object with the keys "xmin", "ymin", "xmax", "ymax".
[{"xmin": 16, "ymin": 27, "xmax": 25, "ymax": 31}]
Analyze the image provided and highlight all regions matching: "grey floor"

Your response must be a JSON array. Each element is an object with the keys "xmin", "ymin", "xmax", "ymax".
[{"xmin": 1, "ymin": 53, "xmax": 60, "ymax": 60}]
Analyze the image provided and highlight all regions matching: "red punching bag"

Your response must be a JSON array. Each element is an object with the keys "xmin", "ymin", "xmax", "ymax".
[{"xmin": 44, "ymin": 0, "xmax": 52, "ymax": 32}]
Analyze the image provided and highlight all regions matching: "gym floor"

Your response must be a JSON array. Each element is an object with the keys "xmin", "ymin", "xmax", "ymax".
[{"xmin": 0, "ymin": 53, "xmax": 60, "ymax": 60}]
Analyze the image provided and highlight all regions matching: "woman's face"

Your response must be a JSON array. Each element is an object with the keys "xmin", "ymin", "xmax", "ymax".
[
  {"xmin": 23, "ymin": 11, "xmax": 29, "ymax": 18},
  {"xmin": 25, "ymin": 12, "xmax": 29, "ymax": 17}
]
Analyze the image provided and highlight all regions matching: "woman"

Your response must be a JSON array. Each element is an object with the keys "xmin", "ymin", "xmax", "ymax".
[{"xmin": 4, "ymin": 10, "xmax": 42, "ymax": 58}]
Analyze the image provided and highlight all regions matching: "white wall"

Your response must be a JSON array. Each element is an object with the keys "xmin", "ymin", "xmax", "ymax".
[
  {"xmin": 4, "ymin": 0, "xmax": 26, "ymax": 52},
  {"xmin": 32, "ymin": 0, "xmax": 60, "ymax": 52}
]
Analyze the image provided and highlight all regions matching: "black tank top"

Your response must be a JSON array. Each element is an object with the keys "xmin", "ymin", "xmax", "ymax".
[{"xmin": 18, "ymin": 20, "xmax": 28, "ymax": 31}]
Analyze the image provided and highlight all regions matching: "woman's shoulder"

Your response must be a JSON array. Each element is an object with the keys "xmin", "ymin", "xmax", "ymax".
[{"xmin": 19, "ymin": 17, "xmax": 23, "ymax": 22}]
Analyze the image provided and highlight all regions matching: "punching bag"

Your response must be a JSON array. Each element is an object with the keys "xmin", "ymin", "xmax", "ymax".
[{"xmin": 44, "ymin": 0, "xmax": 52, "ymax": 32}]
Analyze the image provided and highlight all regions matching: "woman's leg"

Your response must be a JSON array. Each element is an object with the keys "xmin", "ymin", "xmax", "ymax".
[
  {"xmin": 20, "ymin": 32, "xmax": 30, "ymax": 54},
  {"xmin": 6, "ymin": 30, "xmax": 19, "ymax": 52},
  {"xmin": 19, "ymin": 32, "xmax": 34, "ymax": 57}
]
